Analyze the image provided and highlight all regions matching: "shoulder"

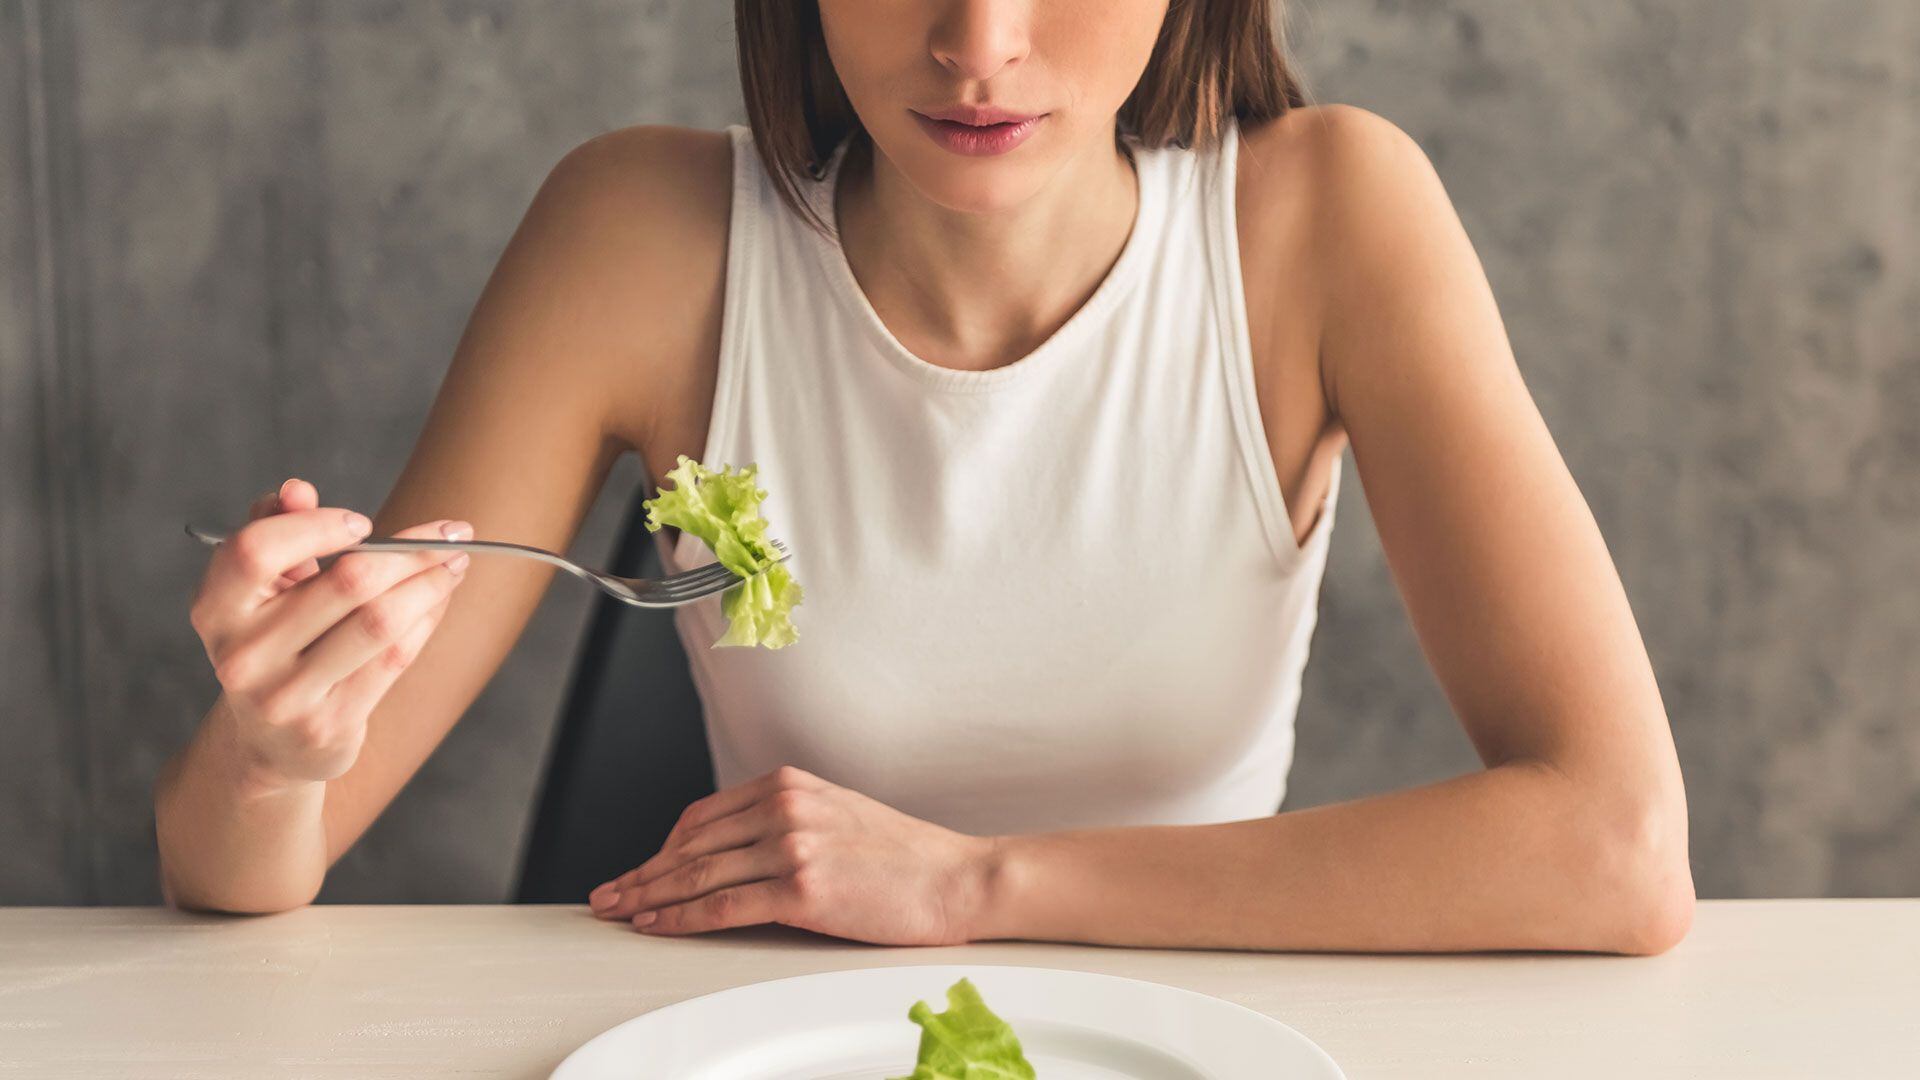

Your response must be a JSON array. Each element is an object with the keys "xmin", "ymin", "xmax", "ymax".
[
  {"xmin": 540, "ymin": 124, "xmax": 733, "ymax": 219},
  {"xmin": 493, "ymin": 125, "xmax": 735, "ymax": 443},
  {"xmin": 1236, "ymin": 103, "xmax": 1457, "ymax": 277},
  {"xmin": 1234, "ymin": 106, "xmax": 1484, "ymax": 389},
  {"xmin": 1237, "ymin": 102, "xmax": 1431, "ymax": 181},
  {"xmin": 522, "ymin": 124, "xmax": 733, "ymax": 285},
  {"xmin": 1226, "ymin": 107, "xmax": 1480, "ymax": 493}
]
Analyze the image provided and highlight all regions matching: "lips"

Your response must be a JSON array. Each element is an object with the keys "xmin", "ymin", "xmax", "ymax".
[
  {"xmin": 911, "ymin": 106, "xmax": 1046, "ymax": 157},
  {"xmin": 917, "ymin": 104, "xmax": 1039, "ymax": 126}
]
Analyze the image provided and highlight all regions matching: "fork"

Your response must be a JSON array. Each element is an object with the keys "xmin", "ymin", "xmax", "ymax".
[{"xmin": 185, "ymin": 524, "xmax": 789, "ymax": 609}]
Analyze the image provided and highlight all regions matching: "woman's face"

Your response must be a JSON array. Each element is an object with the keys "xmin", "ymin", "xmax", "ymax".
[{"xmin": 816, "ymin": 0, "xmax": 1169, "ymax": 213}]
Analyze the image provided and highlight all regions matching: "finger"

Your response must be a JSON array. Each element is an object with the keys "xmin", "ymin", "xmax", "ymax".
[
  {"xmin": 243, "ymin": 519, "xmax": 471, "ymax": 659},
  {"xmin": 247, "ymin": 490, "xmax": 281, "ymax": 522},
  {"xmin": 200, "ymin": 507, "xmax": 374, "ymax": 616},
  {"xmin": 280, "ymin": 559, "xmax": 322, "ymax": 586},
  {"xmin": 588, "ymin": 769, "xmax": 820, "ymax": 908},
  {"xmin": 279, "ymin": 478, "xmax": 317, "ymax": 510},
  {"xmin": 322, "ymin": 593, "xmax": 450, "ymax": 719},
  {"xmin": 678, "ymin": 766, "xmax": 819, "ymax": 842},
  {"xmin": 588, "ymin": 783, "xmax": 781, "ymax": 904},
  {"xmin": 275, "ymin": 480, "xmax": 323, "ymax": 584},
  {"xmin": 244, "ymin": 489, "xmax": 308, "ymax": 595},
  {"xmin": 248, "ymin": 480, "xmax": 325, "ymax": 593},
  {"xmin": 626, "ymin": 795, "xmax": 795, "ymax": 891},
  {"xmin": 590, "ymin": 868, "xmax": 645, "ymax": 911},
  {"xmin": 595, "ymin": 837, "xmax": 788, "ymax": 921},
  {"xmin": 287, "ymin": 553, "xmax": 467, "ymax": 697},
  {"xmin": 636, "ymin": 879, "xmax": 788, "ymax": 936},
  {"xmin": 592, "ymin": 805, "xmax": 773, "ymax": 912}
]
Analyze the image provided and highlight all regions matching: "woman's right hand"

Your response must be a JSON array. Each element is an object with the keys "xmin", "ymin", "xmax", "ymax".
[{"xmin": 189, "ymin": 478, "xmax": 472, "ymax": 793}]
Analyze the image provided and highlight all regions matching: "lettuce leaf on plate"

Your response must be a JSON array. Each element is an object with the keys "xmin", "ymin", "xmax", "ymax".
[
  {"xmin": 641, "ymin": 455, "xmax": 802, "ymax": 649},
  {"xmin": 890, "ymin": 978, "xmax": 1036, "ymax": 1080}
]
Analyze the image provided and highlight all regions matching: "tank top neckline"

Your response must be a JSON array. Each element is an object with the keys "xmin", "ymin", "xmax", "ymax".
[{"xmin": 792, "ymin": 135, "xmax": 1173, "ymax": 395}]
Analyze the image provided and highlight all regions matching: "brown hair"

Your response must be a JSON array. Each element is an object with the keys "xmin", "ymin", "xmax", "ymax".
[{"xmin": 735, "ymin": 0, "xmax": 1305, "ymax": 226}]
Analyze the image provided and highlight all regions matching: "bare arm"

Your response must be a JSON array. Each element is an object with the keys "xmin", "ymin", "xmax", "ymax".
[
  {"xmin": 155, "ymin": 127, "xmax": 731, "ymax": 912},
  {"xmin": 969, "ymin": 107, "xmax": 1692, "ymax": 954}
]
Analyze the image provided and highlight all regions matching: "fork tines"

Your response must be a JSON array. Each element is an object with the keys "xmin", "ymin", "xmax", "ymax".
[{"xmin": 655, "ymin": 539, "xmax": 790, "ymax": 599}]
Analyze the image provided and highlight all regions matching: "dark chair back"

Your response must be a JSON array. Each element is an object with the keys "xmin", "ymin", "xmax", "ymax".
[{"xmin": 514, "ymin": 496, "xmax": 716, "ymax": 903}]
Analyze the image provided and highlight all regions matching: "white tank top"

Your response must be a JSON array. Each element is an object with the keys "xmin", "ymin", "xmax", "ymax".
[{"xmin": 657, "ymin": 123, "xmax": 1341, "ymax": 836}]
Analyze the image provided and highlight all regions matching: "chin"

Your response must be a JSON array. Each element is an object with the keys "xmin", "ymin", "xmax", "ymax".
[
  {"xmin": 916, "ymin": 168, "xmax": 1053, "ymax": 215},
  {"xmin": 872, "ymin": 129, "xmax": 1066, "ymax": 216}
]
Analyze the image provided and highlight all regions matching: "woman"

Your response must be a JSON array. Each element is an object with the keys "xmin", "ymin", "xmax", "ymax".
[{"xmin": 156, "ymin": 0, "xmax": 1694, "ymax": 954}]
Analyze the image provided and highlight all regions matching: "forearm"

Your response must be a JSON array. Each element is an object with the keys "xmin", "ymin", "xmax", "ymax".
[
  {"xmin": 154, "ymin": 698, "xmax": 330, "ymax": 913},
  {"xmin": 973, "ymin": 761, "xmax": 1692, "ymax": 955}
]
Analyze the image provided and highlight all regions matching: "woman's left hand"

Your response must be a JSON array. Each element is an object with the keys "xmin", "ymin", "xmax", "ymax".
[{"xmin": 587, "ymin": 766, "xmax": 997, "ymax": 945}]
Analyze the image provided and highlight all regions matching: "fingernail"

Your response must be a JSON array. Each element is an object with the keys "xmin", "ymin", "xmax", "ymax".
[
  {"xmin": 447, "ymin": 552, "xmax": 470, "ymax": 576},
  {"xmin": 280, "ymin": 478, "xmax": 300, "ymax": 499},
  {"xmin": 589, "ymin": 888, "xmax": 617, "ymax": 913},
  {"xmin": 441, "ymin": 520, "xmax": 473, "ymax": 541},
  {"xmin": 632, "ymin": 910, "xmax": 657, "ymax": 929},
  {"xmin": 345, "ymin": 512, "xmax": 372, "ymax": 537}
]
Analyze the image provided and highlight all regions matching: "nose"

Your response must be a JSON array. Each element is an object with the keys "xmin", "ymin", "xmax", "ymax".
[{"xmin": 929, "ymin": 0, "xmax": 1031, "ymax": 83}]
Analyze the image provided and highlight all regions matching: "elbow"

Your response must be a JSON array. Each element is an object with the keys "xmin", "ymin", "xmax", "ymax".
[
  {"xmin": 160, "ymin": 860, "xmax": 322, "ymax": 916},
  {"xmin": 182, "ymin": 892, "xmax": 320, "ymax": 918},
  {"xmin": 155, "ymin": 828, "xmax": 324, "ymax": 916},
  {"xmin": 153, "ymin": 771, "xmax": 325, "ymax": 916},
  {"xmin": 1622, "ymin": 882, "xmax": 1695, "ymax": 957},
  {"xmin": 1580, "ymin": 786, "xmax": 1695, "ymax": 956},
  {"xmin": 1601, "ymin": 858, "xmax": 1694, "ymax": 957}
]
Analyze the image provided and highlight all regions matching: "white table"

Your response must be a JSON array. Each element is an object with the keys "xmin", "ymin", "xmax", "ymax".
[{"xmin": 1, "ymin": 900, "xmax": 1912, "ymax": 1078}]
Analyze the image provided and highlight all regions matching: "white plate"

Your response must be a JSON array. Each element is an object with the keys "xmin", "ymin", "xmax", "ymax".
[{"xmin": 552, "ymin": 964, "xmax": 1344, "ymax": 1079}]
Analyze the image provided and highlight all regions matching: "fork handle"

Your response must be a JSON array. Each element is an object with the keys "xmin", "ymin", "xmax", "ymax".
[{"xmin": 184, "ymin": 524, "xmax": 595, "ymax": 578}]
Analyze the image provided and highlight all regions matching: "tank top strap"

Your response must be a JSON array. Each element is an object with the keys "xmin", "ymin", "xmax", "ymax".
[{"xmin": 1201, "ymin": 121, "xmax": 1343, "ymax": 572}]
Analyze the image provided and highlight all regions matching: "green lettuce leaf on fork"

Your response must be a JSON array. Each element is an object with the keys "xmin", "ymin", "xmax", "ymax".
[
  {"xmin": 641, "ymin": 455, "xmax": 802, "ymax": 649},
  {"xmin": 890, "ymin": 978, "xmax": 1037, "ymax": 1080}
]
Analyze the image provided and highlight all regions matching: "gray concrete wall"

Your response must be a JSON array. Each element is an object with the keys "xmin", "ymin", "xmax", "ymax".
[{"xmin": 1, "ymin": 0, "xmax": 1913, "ymax": 905}]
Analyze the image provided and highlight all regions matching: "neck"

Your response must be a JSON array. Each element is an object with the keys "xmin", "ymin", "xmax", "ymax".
[{"xmin": 835, "ymin": 134, "xmax": 1138, "ymax": 372}]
